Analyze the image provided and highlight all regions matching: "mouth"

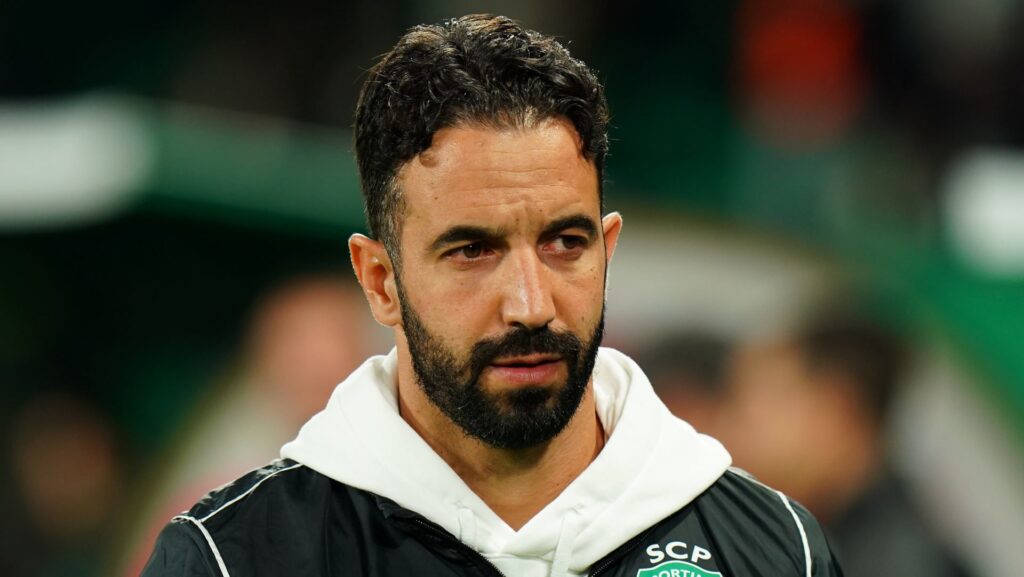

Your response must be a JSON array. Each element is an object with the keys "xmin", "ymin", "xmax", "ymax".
[
  {"xmin": 490, "ymin": 353, "xmax": 562, "ymax": 367},
  {"xmin": 487, "ymin": 354, "xmax": 565, "ymax": 386}
]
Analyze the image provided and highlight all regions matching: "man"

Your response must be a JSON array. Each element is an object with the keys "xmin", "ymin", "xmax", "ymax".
[
  {"xmin": 722, "ymin": 316, "xmax": 970, "ymax": 577},
  {"xmin": 142, "ymin": 15, "xmax": 841, "ymax": 577}
]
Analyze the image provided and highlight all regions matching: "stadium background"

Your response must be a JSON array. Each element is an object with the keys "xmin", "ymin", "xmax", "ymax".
[{"xmin": 1, "ymin": 1, "xmax": 1022, "ymax": 576}]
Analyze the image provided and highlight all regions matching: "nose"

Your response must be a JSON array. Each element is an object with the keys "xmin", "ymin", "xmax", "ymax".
[{"xmin": 500, "ymin": 247, "xmax": 556, "ymax": 330}]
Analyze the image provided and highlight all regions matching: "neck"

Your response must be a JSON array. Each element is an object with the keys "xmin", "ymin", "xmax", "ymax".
[{"xmin": 396, "ymin": 354, "xmax": 605, "ymax": 530}]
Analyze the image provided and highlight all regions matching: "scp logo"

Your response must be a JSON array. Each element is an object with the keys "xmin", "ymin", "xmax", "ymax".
[
  {"xmin": 638, "ymin": 543, "xmax": 720, "ymax": 577},
  {"xmin": 646, "ymin": 542, "xmax": 712, "ymax": 565}
]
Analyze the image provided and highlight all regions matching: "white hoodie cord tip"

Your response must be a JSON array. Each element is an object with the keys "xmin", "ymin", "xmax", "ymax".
[{"xmin": 550, "ymin": 510, "xmax": 579, "ymax": 577}]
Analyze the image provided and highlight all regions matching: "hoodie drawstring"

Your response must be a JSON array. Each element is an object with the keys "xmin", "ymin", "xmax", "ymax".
[
  {"xmin": 457, "ymin": 507, "xmax": 476, "ymax": 545},
  {"xmin": 550, "ymin": 509, "xmax": 579, "ymax": 577}
]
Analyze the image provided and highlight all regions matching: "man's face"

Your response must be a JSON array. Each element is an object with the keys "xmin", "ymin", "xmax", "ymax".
[{"xmin": 390, "ymin": 117, "xmax": 620, "ymax": 448}]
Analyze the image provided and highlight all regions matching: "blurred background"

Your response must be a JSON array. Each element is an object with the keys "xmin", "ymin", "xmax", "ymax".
[{"xmin": 1, "ymin": 0, "xmax": 1022, "ymax": 576}]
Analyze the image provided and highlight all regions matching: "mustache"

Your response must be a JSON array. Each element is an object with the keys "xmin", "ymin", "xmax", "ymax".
[{"xmin": 467, "ymin": 326, "xmax": 585, "ymax": 374}]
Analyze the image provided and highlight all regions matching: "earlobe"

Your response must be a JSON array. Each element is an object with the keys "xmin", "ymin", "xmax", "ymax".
[
  {"xmin": 601, "ymin": 212, "xmax": 623, "ymax": 264},
  {"xmin": 349, "ymin": 234, "xmax": 402, "ymax": 327}
]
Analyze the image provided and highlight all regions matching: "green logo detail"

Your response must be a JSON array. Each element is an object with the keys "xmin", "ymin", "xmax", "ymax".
[{"xmin": 636, "ymin": 560, "xmax": 723, "ymax": 577}]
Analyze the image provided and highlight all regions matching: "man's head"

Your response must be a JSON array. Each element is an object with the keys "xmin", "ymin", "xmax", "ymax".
[
  {"xmin": 353, "ymin": 14, "xmax": 609, "ymax": 264},
  {"xmin": 349, "ymin": 15, "xmax": 621, "ymax": 450}
]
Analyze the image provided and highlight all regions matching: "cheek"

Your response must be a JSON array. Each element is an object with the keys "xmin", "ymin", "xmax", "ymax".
[
  {"xmin": 401, "ymin": 268, "xmax": 496, "ymax": 342},
  {"xmin": 428, "ymin": 274, "xmax": 497, "ymax": 318},
  {"xmin": 559, "ymin": 262, "xmax": 606, "ymax": 317}
]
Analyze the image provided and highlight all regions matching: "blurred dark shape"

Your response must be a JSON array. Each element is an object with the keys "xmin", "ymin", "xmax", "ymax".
[
  {"xmin": 635, "ymin": 330, "xmax": 731, "ymax": 436},
  {"xmin": 5, "ymin": 391, "xmax": 123, "ymax": 577},
  {"xmin": 120, "ymin": 271, "xmax": 378, "ymax": 577},
  {"xmin": 721, "ymin": 314, "xmax": 971, "ymax": 577},
  {"xmin": 859, "ymin": 0, "xmax": 1024, "ymax": 204},
  {"xmin": 168, "ymin": 0, "xmax": 401, "ymax": 126},
  {"xmin": 736, "ymin": 0, "xmax": 866, "ymax": 149}
]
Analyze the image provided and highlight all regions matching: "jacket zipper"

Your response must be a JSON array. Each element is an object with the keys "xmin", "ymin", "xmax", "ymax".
[
  {"xmin": 587, "ymin": 532, "xmax": 648, "ymax": 576},
  {"xmin": 409, "ymin": 517, "xmax": 507, "ymax": 577}
]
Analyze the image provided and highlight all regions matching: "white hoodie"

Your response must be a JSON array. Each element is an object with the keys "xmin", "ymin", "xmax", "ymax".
[{"xmin": 281, "ymin": 347, "xmax": 731, "ymax": 577}]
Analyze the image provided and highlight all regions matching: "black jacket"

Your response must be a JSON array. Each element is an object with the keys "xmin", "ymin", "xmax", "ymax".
[{"xmin": 142, "ymin": 459, "xmax": 842, "ymax": 576}]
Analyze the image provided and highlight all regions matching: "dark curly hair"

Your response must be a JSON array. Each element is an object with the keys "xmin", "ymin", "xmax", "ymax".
[{"xmin": 353, "ymin": 14, "xmax": 609, "ymax": 263}]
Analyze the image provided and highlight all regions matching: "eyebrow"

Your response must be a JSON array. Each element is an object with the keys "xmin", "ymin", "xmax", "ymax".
[
  {"xmin": 541, "ymin": 214, "xmax": 599, "ymax": 241},
  {"xmin": 429, "ymin": 225, "xmax": 510, "ymax": 253},
  {"xmin": 427, "ymin": 213, "xmax": 599, "ymax": 253}
]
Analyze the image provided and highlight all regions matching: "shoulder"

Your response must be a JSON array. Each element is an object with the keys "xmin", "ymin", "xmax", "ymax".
[
  {"xmin": 143, "ymin": 459, "xmax": 356, "ymax": 577},
  {"xmin": 182, "ymin": 458, "xmax": 309, "ymax": 523},
  {"xmin": 142, "ymin": 516, "xmax": 221, "ymax": 577},
  {"xmin": 694, "ymin": 468, "xmax": 842, "ymax": 577}
]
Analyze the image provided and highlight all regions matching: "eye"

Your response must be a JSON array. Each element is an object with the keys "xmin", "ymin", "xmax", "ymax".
[
  {"xmin": 460, "ymin": 243, "xmax": 484, "ymax": 259},
  {"xmin": 545, "ymin": 235, "xmax": 589, "ymax": 256},
  {"xmin": 444, "ymin": 242, "xmax": 492, "ymax": 262},
  {"xmin": 558, "ymin": 236, "xmax": 588, "ymax": 250}
]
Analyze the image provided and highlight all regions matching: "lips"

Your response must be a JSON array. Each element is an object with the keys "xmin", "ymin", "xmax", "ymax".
[
  {"xmin": 487, "ymin": 354, "xmax": 565, "ymax": 386},
  {"xmin": 490, "ymin": 353, "xmax": 562, "ymax": 367}
]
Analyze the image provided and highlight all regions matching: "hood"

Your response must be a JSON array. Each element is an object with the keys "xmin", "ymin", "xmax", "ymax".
[{"xmin": 281, "ymin": 347, "xmax": 731, "ymax": 576}]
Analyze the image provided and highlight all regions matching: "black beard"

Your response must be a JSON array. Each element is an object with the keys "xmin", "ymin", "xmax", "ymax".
[{"xmin": 397, "ymin": 280, "xmax": 604, "ymax": 450}]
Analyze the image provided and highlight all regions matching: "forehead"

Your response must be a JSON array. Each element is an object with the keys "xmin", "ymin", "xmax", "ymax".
[{"xmin": 396, "ymin": 118, "xmax": 599, "ymax": 233}]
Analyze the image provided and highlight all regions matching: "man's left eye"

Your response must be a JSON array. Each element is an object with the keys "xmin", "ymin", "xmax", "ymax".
[{"xmin": 549, "ymin": 235, "xmax": 588, "ymax": 252}]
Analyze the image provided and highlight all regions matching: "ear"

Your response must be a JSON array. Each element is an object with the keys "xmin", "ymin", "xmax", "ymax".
[
  {"xmin": 601, "ymin": 212, "xmax": 623, "ymax": 265},
  {"xmin": 349, "ymin": 234, "xmax": 402, "ymax": 327}
]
